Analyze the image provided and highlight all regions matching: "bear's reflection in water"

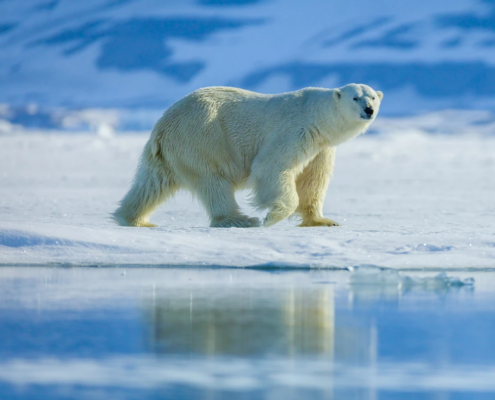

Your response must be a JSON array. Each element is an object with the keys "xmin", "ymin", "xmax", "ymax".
[{"xmin": 146, "ymin": 285, "xmax": 375, "ymax": 362}]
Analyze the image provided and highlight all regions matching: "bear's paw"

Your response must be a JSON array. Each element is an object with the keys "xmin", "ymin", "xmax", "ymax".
[
  {"xmin": 210, "ymin": 216, "xmax": 261, "ymax": 228},
  {"xmin": 299, "ymin": 218, "xmax": 340, "ymax": 227}
]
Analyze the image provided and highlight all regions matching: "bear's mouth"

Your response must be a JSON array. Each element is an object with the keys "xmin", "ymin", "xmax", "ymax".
[{"xmin": 360, "ymin": 114, "xmax": 373, "ymax": 120}]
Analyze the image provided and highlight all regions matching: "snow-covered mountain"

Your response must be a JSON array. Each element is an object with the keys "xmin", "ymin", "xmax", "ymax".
[{"xmin": 2, "ymin": 0, "xmax": 495, "ymax": 129}]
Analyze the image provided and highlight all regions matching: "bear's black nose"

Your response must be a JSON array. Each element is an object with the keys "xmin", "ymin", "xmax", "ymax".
[{"xmin": 364, "ymin": 106, "xmax": 374, "ymax": 116}]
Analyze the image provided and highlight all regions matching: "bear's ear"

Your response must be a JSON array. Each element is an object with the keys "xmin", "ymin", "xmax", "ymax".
[
  {"xmin": 376, "ymin": 91, "xmax": 383, "ymax": 100},
  {"xmin": 333, "ymin": 89, "xmax": 341, "ymax": 100}
]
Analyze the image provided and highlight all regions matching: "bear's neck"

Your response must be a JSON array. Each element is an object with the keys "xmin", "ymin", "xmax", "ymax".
[{"xmin": 317, "ymin": 111, "xmax": 370, "ymax": 147}]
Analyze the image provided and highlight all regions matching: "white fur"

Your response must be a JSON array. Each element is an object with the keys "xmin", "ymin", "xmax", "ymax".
[{"xmin": 113, "ymin": 84, "xmax": 383, "ymax": 228}]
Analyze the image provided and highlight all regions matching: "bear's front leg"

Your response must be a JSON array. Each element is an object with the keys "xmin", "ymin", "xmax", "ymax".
[
  {"xmin": 296, "ymin": 147, "xmax": 340, "ymax": 227},
  {"xmin": 252, "ymin": 170, "xmax": 299, "ymax": 227},
  {"xmin": 264, "ymin": 199, "xmax": 299, "ymax": 227}
]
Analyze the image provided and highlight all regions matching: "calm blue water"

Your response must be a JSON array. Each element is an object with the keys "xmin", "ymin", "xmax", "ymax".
[{"xmin": 0, "ymin": 267, "xmax": 493, "ymax": 400}]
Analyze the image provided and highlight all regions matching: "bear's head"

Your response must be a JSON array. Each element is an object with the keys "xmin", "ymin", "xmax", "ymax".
[{"xmin": 333, "ymin": 83, "xmax": 383, "ymax": 123}]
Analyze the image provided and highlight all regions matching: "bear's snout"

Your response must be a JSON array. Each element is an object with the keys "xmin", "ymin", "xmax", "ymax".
[{"xmin": 364, "ymin": 106, "xmax": 374, "ymax": 116}]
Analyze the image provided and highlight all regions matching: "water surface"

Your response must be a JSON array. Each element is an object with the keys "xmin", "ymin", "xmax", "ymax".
[{"xmin": 0, "ymin": 267, "xmax": 493, "ymax": 400}]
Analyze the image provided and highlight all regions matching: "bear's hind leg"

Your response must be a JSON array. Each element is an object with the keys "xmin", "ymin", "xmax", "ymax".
[
  {"xmin": 197, "ymin": 178, "xmax": 260, "ymax": 228},
  {"xmin": 113, "ymin": 164, "xmax": 177, "ymax": 227}
]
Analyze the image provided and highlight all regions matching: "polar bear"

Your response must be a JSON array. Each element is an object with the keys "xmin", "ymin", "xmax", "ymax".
[{"xmin": 113, "ymin": 84, "xmax": 383, "ymax": 228}]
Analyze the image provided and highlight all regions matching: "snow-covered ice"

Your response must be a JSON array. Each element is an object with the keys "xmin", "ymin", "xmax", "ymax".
[{"xmin": 1, "ymin": 111, "xmax": 494, "ymax": 269}]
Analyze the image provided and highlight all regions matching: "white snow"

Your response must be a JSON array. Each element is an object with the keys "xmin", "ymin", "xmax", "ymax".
[{"xmin": 1, "ymin": 111, "xmax": 495, "ymax": 269}]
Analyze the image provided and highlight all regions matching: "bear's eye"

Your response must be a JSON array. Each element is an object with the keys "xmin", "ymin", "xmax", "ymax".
[
  {"xmin": 353, "ymin": 97, "xmax": 358, "ymax": 101},
  {"xmin": 372, "ymin": 97, "xmax": 376, "ymax": 100}
]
